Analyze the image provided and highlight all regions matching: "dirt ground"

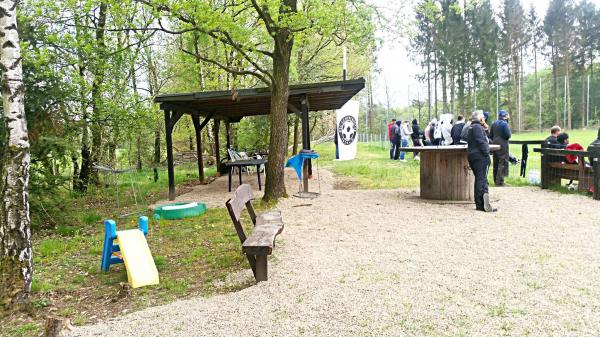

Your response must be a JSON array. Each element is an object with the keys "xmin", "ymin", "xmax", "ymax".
[{"xmin": 71, "ymin": 169, "xmax": 600, "ymax": 336}]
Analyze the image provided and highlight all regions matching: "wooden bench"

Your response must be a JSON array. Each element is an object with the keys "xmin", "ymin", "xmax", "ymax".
[
  {"xmin": 534, "ymin": 148, "xmax": 599, "ymax": 199},
  {"xmin": 225, "ymin": 184, "xmax": 284, "ymax": 281}
]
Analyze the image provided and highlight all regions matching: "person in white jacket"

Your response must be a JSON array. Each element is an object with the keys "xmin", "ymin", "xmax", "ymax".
[{"xmin": 439, "ymin": 113, "xmax": 454, "ymax": 146}]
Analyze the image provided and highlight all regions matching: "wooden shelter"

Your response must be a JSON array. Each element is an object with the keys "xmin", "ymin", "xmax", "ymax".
[{"xmin": 155, "ymin": 78, "xmax": 365, "ymax": 200}]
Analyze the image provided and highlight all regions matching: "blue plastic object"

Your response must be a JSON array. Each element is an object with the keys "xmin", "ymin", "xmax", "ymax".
[
  {"xmin": 101, "ymin": 216, "xmax": 148, "ymax": 272},
  {"xmin": 285, "ymin": 151, "xmax": 319, "ymax": 181}
]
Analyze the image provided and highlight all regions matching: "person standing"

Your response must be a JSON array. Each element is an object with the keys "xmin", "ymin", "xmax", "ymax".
[
  {"xmin": 392, "ymin": 120, "xmax": 402, "ymax": 160},
  {"xmin": 432, "ymin": 118, "xmax": 442, "ymax": 145},
  {"xmin": 450, "ymin": 115, "xmax": 465, "ymax": 145},
  {"xmin": 439, "ymin": 113, "xmax": 454, "ymax": 145},
  {"xmin": 388, "ymin": 118, "xmax": 397, "ymax": 159},
  {"xmin": 490, "ymin": 110, "xmax": 512, "ymax": 186},
  {"xmin": 411, "ymin": 119, "xmax": 422, "ymax": 160},
  {"xmin": 423, "ymin": 120, "xmax": 433, "ymax": 146},
  {"xmin": 399, "ymin": 120, "xmax": 412, "ymax": 162},
  {"xmin": 467, "ymin": 111, "xmax": 496, "ymax": 212}
]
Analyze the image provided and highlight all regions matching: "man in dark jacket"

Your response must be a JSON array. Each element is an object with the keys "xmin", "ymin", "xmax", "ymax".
[
  {"xmin": 411, "ymin": 119, "xmax": 422, "ymax": 159},
  {"xmin": 543, "ymin": 125, "xmax": 562, "ymax": 148},
  {"xmin": 450, "ymin": 115, "xmax": 465, "ymax": 145},
  {"xmin": 490, "ymin": 110, "xmax": 511, "ymax": 186},
  {"xmin": 468, "ymin": 111, "xmax": 495, "ymax": 212}
]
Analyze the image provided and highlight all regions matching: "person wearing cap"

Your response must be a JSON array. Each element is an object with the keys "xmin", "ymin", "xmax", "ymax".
[
  {"xmin": 467, "ymin": 111, "xmax": 496, "ymax": 212},
  {"xmin": 490, "ymin": 110, "xmax": 512, "ymax": 186}
]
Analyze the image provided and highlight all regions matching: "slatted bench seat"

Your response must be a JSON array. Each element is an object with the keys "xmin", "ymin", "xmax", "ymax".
[
  {"xmin": 534, "ymin": 148, "xmax": 599, "ymax": 198},
  {"xmin": 547, "ymin": 161, "xmax": 594, "ymax": 192},
  {"xmin": 225, "ymin": 184, "xmax": 283, "ymax": 281}
]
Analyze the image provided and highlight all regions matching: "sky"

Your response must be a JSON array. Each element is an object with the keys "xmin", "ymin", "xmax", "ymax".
[{"xmin": 368, "ymin": 0, "xmax": 558, "ymax": 109}]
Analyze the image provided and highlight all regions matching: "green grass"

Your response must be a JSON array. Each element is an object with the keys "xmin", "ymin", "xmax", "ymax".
[
  {"xmin": 314, "ymin": 142, "xmax": 420, "ymax": 189},
  {"xmin": 1, "ymin": 163, "xmax": 252, "ymax": 336}
]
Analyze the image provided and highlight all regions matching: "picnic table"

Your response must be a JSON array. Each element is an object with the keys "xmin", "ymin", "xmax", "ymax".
[
  {"xmin": 402, "ymin": 145, "xmax": 500, "ymax": 201},
  {"xmin": 226, "ymin": 158, "xmax": 268, "ymax": 192}
]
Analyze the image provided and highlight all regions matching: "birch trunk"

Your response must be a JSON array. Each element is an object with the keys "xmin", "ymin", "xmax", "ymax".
[{"xmin": 0, "ymin": 0, "xmax": 33, "ymax": 309}]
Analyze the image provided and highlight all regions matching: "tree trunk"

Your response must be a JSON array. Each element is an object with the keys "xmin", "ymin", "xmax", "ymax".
[
  {"xmin": 292, "ymin": 115, "xmax": 300, "ymax": 155},
  {"xmin": 263, "ymin": 33, "xmax": 293, "ymax": 201},
  {"xmin": 427, "ymin": 52, "xmax": 431, "ymax": 121},
  {"xmin": 154, "ymin": 121, "xmax": 161, "ymax": 164},
  {"xmin": 0, "ymin": 0, "xmax": 33, "ymax": 309},
  {"xmin": 89, "ymin": 2, "xmax": 108, "ymax": 185},
  {"xmin": 71, "ymin": 154, "xmax": 79, "ymax": 189},
  {"xmin": 136, "ymin": 134, "xmax": 142, "ymax": 171},
  {"xmin": 76, "ymin": 60, "xmax": 90, "ymax": 192}
]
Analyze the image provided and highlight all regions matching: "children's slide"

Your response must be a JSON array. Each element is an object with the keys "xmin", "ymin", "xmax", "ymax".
[{"xmin": 116, "ymin": 229, "xmax": 159, "ymax": 288}]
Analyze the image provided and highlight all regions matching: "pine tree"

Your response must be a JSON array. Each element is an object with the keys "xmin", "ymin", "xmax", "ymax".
[{"xmin": 500, "ymin": 0, "xmax": 527, "ymax": 130}]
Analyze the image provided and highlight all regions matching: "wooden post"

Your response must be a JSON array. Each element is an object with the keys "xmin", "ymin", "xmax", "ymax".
[
  {"xmin": 301, "ymin": 96, "xmax": 310, "ymax": 190},
  {"xmin": 540, "ymin": 152, "xmax": 549, "ymax": 189},
  {"xmin": 225, "ymin": 122, "xmax": 231, "ymax": 151},
  {"xmin": 255, "ymin": 255, "xmax": 268, "ymax": 281},
  {"xmin": 164, "ymin": 110, "xmax": 176, "ymax": 200},
  {"xmin": 191, "ymin": 114, "xmax": 205, "ymax": 182},
  {"xmin": 592, "ymin": 158, "xmax": 599, "ymax": 199},
  {"xmin": 577, "ymin": 155, "xmax": 586, "ymax": 192},
  {"xmin": 213, "ymin": 119, "xmax": 221, "ymax": 174}
]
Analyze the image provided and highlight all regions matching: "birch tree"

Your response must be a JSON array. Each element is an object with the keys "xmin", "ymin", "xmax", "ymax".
[{"xmin": 0, "ymin": 0, "xmax": 33, "ymax": 310}]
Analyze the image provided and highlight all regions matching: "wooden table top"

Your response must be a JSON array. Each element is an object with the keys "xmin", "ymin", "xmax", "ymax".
[
  {"xmin": 225, "ymin": 158, "xmax": 268, "ymax": 166},
  {"xmin": 402, "ymin": 144, "xmax": 501, "ymax": 152}
]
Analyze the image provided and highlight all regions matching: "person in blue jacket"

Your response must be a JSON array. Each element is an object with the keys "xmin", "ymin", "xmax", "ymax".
[
  {"xmin": 468, "ymin": 111, "xmax": 496, "ymax": 212},
  {"xmin": 490, "ymin": 110, "xmax": 511, "ymax": 186}
]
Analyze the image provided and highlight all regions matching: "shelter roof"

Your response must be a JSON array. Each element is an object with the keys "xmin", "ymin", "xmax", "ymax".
[{"xmin": 155, "ymin": 78, "xmax": 365, "ymax": 122}]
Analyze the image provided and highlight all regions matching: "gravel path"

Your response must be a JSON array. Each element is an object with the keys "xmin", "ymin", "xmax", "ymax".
[{"xmin": 71, "ymin": 170, "xmax": 600, "ymax": 336}]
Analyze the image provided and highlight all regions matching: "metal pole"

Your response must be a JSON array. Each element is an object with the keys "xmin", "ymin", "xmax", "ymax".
[
  {"xmin": 474, "ymin": 76, "xmax": 477, "ymax": 111},
  {"xmin": 587, "ymin": 74, "xmax": 590, "ymax": 128},
  {"xmin": 564, "ymin": 76, "xmax": 567, "ymax": 128},
  {"xmin": 539, "ymin": 77, "xmax": 542, "ymax": 131},
  {"xmin": 518, "ymin": 71, "xmax": 522, "ymax": 131},
  {"xmin": 496, "ymin": 72, "xmax": 499, "ymax": 114}
]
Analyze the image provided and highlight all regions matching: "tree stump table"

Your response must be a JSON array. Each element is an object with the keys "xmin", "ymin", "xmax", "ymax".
[{"xmin": 403, "ymin": 145, "xmax": 500, "ymax": 201}]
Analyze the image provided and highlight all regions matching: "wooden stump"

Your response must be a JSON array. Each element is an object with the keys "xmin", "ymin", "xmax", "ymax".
[
  {"xmin": 419, "ymin": 150, "xmax": 474, "ymax": 201},
  {"xmin": 45, "ymin": 317, "xmax": 71, "ymax": 337}
]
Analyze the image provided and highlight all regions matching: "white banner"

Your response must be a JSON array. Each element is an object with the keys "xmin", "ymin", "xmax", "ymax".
[{"xmin": 336, "ymin": 100, "xmax": 359, "ymax": 160}]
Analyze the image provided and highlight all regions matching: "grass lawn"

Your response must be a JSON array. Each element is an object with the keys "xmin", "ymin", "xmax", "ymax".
[
  {"xmin": 2, "ymin": 163, "xmax": 266, "ymax": 337},
  {"xmin": 314, "ymin": 142, "xmax": 420, "ymax": 189}
]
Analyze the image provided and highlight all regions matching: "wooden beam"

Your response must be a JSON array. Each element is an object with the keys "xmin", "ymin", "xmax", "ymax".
[
  {"xmin": 164, "ymin": 110, "xmax": 176, "ymax": 200},
  {"xmin": 287, "ymin": 102, "xmax": 302, "ymax": 117},
  {"xmin": 197, "ymin": 112, "xmax": 214, "ymax": 131},
  {"xmin": 213, "ymin": 119, "xmax": 221, "ymax": 174},
  {"xmin": 171, "ymin": 111, "xmax": 184, "ymax": 130},
  {"xmin": 191, "ymin": 115, "xmax": 205, "ymax": 183}
]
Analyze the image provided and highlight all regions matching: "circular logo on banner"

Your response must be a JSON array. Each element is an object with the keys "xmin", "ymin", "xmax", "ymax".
[{"xmin": 338, "ymin": 115, "xmax": 357, "ymax": 145}]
